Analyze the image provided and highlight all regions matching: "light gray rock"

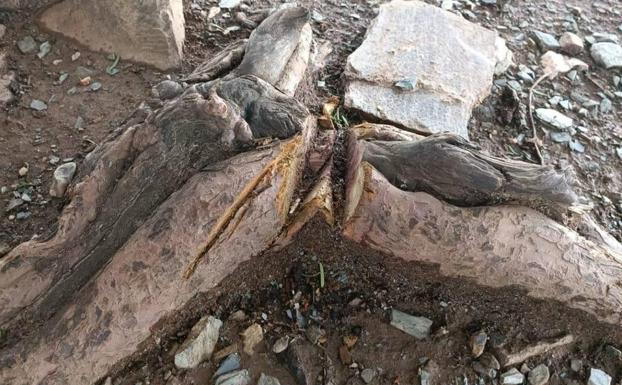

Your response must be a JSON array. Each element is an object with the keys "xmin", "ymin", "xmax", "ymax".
[
  {"xmin": 215, "ymin": 370, "xmax": 251, "ymax": 385},
  {"xmin": 390, "ymin": 309, "xmax": 433, "ymax": 339},
  {"xmin": 272, "ymin": 336, "xmax": 289, "ymax": 354},
  {"xmin": 535, "ymin": 108, "xmax": 573, "ymax": 129},
  {"xmin": 152, "ymin": 80, "xmax": 183, "ymax": 100},
  {"xmin": 361, "ymin": 368, "xmax": 376, "ymax": 384},
  {"xmin": 258, "ymin": 373, "xmax": 281, "ymax": 385},
  {"xmin": 495, "ymin": 36, "xmax": 514, "ymax": 75},
  {"xmin": 214, "ymin": 353, "xmax": 241, "ymax": 377},
  {"xmin": 50, "ymin": 162, "xmax": 77, "ymax": 198},
  {"xmin": 560, "ymin": 32, "xmax": 583, "ymax": 55},
  {"xmin": 550, "ymin": 131, "xmax": 572, "ymax": 143},
  {"xmin": 528, "ymin": 364, "xmax": 549, "ymax": 385},
  {"xmin": 174, "ymin": 316, "xmax": 222, "ymax": 369},
  {"xmin": 17, "ymin": 36, "xmax": 36, "ymax": 53},
  {"xmin": 0, "ymin": 71, "xmax": 16, "ymax": 106},
  {"xmin": 39, "ymin": 0, "xmax": 185, "ymax": 70},
  {"xmin": 30, "ymin": 99, "xmax": 48, "ymax": 111},
  {"xmin": 590, "ymin": 43, "xmax": 622, "ymax": 69},
  {"xmin": 344, "ymin": 0, "xmax": 498, "ymax": 139},
  {"xmin": 501, "ymin": 368, "xmax": 525, "ymax": 385},
  {"xmin": 219, "ymin": 0, "xmax": 241, "ymax": 8},
  {"xmin": 37, "ymin": 41, "xmax": 52, "ymax": 59},
  {"xmin": 587, "ymin": 368, "xmax": 611, "ymax": 385},
  {"xmin": 532, "ymin": 30, "xmax": 560, "ymax": 51}
]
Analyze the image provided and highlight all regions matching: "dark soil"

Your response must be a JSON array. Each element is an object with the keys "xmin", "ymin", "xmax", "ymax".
[{"xmin": 104, "ymin": 219, "xmax": 622, "ymax": 385}]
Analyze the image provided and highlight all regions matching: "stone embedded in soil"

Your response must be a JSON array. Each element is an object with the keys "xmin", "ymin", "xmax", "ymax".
[
  {"xmin": 282, "ymin": 339, "xmax": 321, "ymax": 385},
  {"xmin": 273, "ymin": 336, "xmax": 289, "ymax": 354},
  {"xmin": 214, "ymin": 353, "xmax": 241, "ymax": 377},
  {"xmin": 532, "ymin": 30, "xmax": 561, "ymax": 51},
  {"xmin": 501, "ymin": 368, "xmax": 525, "ymax": 385},
  {"xmin": 152, "ymin": 80, "xmax": 183, "ymax": 100},
  {"xmin": 472, "ymin": 361, "xmax": 497, "ymax": 378},
  {"xmin": 590, "ymin": 43, "xmax": 622, "ymax": 69},
  {"xmin": 390, "ymin": 309, "xmax": 433, "ymax": 339},
  {"xmin": 174, "ymin": 316, "xmax": 223, "ymax": 369},
  {"xmin": 241, "ymin": 323, "xmax": 264, "ymax": 355},
  {"xmin": 49, "ymin": 162, "xmax": 77, "ymax": 198},
  {"xmin": 550, "ymin": 131, "xmax": 572, "ymax": 143},
  {"xmin": 479, "ymin": 352, "xmax": 501, "ymax": 370},
  {"xmin": 528, "ymin": 364, "xmax": 550, "ymax": 385},
  {"xmin": 570, "ymin": 359, "xmax": 582, "ymax": 372},
  {"xmin": 470, "ymin": 331, "xmax": 487, "ymax": 357},
  {"xmin": 215, "ymin": 369, "xmax": 251, "ymax": 385},
  {"xmin": 30, "ymin": 99, "xmax": 48, "ymax": 111},
  {"xmin": 560, "ymin": 32, "xmax": 584, "ymax": 55},
  {"xmin": 219, "ymin": 0, "xmax": 241, "ymax": 8},
  {"xmin": 344, "ymin": 0, "xmax": 498, "ymax": 139},
  {"xmin": 39, "ymin": 0, "xmax": 185, "ymax": 70},
  {"xmin": 588, "ymin": 368, "xmax": 611, "ymax": 385},
  {"xmin": 258, "ymin": 373, "xmax": 281, "ymax": 385},
  {"xmin": 535, "ymin": 108, "xmax": 573, "ymax": 129},
  {"xmin": 17, "ymin": 36, "xmax": 37, "ymax": 53},
  {"xmin": 361, "ymin": 368, "xmax": 376, "ymax": 384}
]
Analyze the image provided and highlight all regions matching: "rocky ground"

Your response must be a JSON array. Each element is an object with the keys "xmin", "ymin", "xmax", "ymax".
[{"xmin": 1, "ymin": 0, "xmax": 622, "ymax": 384}]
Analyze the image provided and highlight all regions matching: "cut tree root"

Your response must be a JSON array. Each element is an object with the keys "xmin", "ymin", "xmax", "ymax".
[{"xmin": 2, "ymin": 6, "xmax": 622, "ymax": 385}]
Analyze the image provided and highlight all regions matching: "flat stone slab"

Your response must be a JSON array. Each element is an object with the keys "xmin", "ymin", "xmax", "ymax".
[
  {"xmin": 344, "ymin": 0, "xmax": 498, "ymax": 139},
  {"xmin": 39, "ymin": 0, "xmax": 184, "ymax": 70}
]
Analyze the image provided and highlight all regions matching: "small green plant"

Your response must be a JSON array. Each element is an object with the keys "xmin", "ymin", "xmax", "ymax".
[{"xmin": 331, "ymin": 106, "xmax": 350, "ymax": 129}]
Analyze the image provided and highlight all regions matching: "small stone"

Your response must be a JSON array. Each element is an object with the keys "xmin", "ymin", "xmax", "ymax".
[
  {"xmin": 570, "ymin": 359, "xmax": 582, "ymax": 372},
  {"xmin": 0, "ymin": 24, "xmax": 5, "ymax": 40},
  {"xmin": 560, "ymin": 32, "xmax": 584, "ymax": 55},
  {"xmin": 241, "ymin": 323, "xmax": 263, "ymax": 355},
  {"xmin": 71, "ymin": 52, "xmax": 80, "ymax": 61},
  {"xmin": 568, "ymin": 139, "xmax": 585, "ymax": 153},
  {"xmin": 17, "ymin": 36, "xmax": 37, "ymax": 53},
  {"xmin": 37, "ymin": 41, "xmax": 52, "ymax": 59},
  {"xmin": 16, "ymin": 211, "xmax": 31, "ymax": 220},
  {"xmin": 472, "ymin": 361, "xmax": 497, "ymax": 378},
  {"xmin": 420, "ymin": 368, "xmax": 432, "ymax": 385},
  {"xmin": 532, "ymin": 30, "xmax": 560, "ymax": 51},
  {"xmin": 75, "ymin": 116, "xmax": 85, "ymax": 130},
  {"xmin": 343, "ymin": 335, "xmax": 358, "ymax": 349},
  {"xmin": 587, "ymin": 368, "xmax": 611, "ymax": 385},
  {"xmin": 604, "ymin": 345, "xmax": 622, "ymax": 360},
  {"xmin": 152, "ymin": 80, "xmax": 183, "ymax": 100},
  {"xmin": 58, "ymin": 73, "xmax": 69, "ymax": 84},
  {"xmin": 50, "ymin": 162, "xmax": 77, "ymax": 198},
  {"xmin": 90, "ymin": 82, "xmax": 102, "ymax": 92},
  {"xmin": 80, "ymin": 76, "xmax": 92, "ymax": 86},
  {"xmin": 394, "ymin": 79, "xmax": 416, "ymax": 91},
  {"xmin": 215, "ymin": 370, "xmax": 251, "ymax": 385},
  {"xmin": 550, "ymin": 132, "xmax": 572, "ymax": 143},
  {"xmin": 470, "ymin": 331, "xmax": 487, "ymax": 357},
  {"xmin": 528, "ymin": 364, "xmax": 549, "ymax": 385},
  {"xmin": 213, "ymin": 345, "xmax": 238, "ymax": 362},
  {"xmin": 20, "ymin": 192, "xmax": 31, "ymax": 202},
  {"xmin": 219, "ymin": 0, "xmax": 241, "ymax": 8},
  {"xmin": 600, "ymin": 98, "xmax": 613, "ymax": 113},
  {"xmin": 214, "ymin": 353, "xmax": 241, "ymax": 377},
  {"xmin": 479, "ymin": 352, "xmax": 501, "ymax": 370},
  {"xmin": 311, "ymin": 10, "xmax": 325, "ymax": 23},
  {"xmin": 361, "ymin": 368, "xmax": 376, "ymax": 384},
  {"xmin": 589, "ymin": 33, "xmax": 619, "ymax": 44},
  {"xmin": 30, "ymin": 99, "xmax": 48, "ymax": 111},
  {"xmin": 257, "ymin": 373, "xmax": 280, "ymax": 385},
  {"xmin": 6, "ymin": 198, "xmax": 23, "ymax": 212},
  {"xmin": 18, "ymin": 166, "xmax": 28, "ymax": 176},
  {"xmin": 174, "ymin": 316, "xmax": 222, "ymax": 369},
  {"xmin": 208, "ymin": 6, "xmax": 221, "ymax": 19},
  {"xmin": 229, "ymin": 310, "xmax": 247, "ymax": 322},
  {"xmin": 49, "ymin": 155, "xmax": 60, "ymax": 165},
  {"xmin": 305, "ymin": 325, "xmax": 325, "ymax": 345},
  {"xmin": 535, "ymin": 108, "xmax": 573, "ymax": 129},
  {"xmin": 501, "ymin": 368, "xmax": 525, "ymax": 385},
  {"xmin": 591, "ymin": 43, "xmax": 622, "ymax": 69},
  {"xmin": 272, "ymin": 336, "xmax": 289, "ymax": 354},
  {"xmin": 390, "ymin": 309, "xmax": 433, "ymax": 339}
]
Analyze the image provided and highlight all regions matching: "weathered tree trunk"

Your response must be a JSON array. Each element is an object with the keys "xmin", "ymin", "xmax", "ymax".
[{"xmin": 2, "ymin": 5, "xmax": 622, "ymax": 385}]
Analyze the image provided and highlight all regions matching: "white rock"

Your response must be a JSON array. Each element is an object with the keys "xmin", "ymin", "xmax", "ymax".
[
  {"xmin": 219, "ymin": 0, "xmax": 241, "ymax": 8},
  {"xmin": 344, "ymin": 0, "xmax": 498, "ymax": 139},
  {"xmin": 174, "ymin": 316, "xmax": 222, "ymax": 369},
  {"xmin": 495, "ymin": 36, "xmax": 514, "ymax": 75},
  {"xmin": 501, "ymin": 368, "xmax": 525, "ymax": 385},
  {"xmin": 560, "ymin": 32, "xmax": 584, "ymax": 55},
  {"xmin": 528, "ymin": 364, "xmax": 550, "ymax": 385},
  {"xmin": 215, "ymin": 370, "xmax": 251, "ymax": 385},
  {"xmin": 49, "ymin": 162, "xmax": 77, "ymax": 198},
  {"xmin": 258, "ymin": 373, "xmax": 281, "ymax": 385},
  {"xmin": 535, "ymin": 108, "xmax": 573, "ymax": 129},
  {"xmin": 590, "ymin": 42, "xmax": 622, "ymax": 69},
  {"xmin": 588, "ymin": 368, "xmax": 611, "ymax": 385}
]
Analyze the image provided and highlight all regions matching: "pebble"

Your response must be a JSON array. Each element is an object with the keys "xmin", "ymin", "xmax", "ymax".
[
  {"xmin": 472, "ymin": 361, "xmax": 496, "ymax": 378},
  {"xmin": 550, "ymin": 131, "xmax": 572, "ymax": 143},
  {"xmin": 90, "ymin": 82, "xmax": 102, "ymax": 92},
  {"xmin": 361, "ymin": 368, "xmax": 376, "ymax": 384},
  {"xmin": 58, "ymin": 73, "xmax": 69, "ymax": 84},
  {"xmin": 568, "ymin": 139, "xmax": 585, "ymax": 153},
  {"xmin": 75, "ymin": 116, "xmax": 85, "ymax": 130},
  {"xmin": 214, "ymin": 353, "xmax": 241, "ymax": 377},
  {"xmin": 16, "ymin": 211, "xmax": 31, "ymax": 220},
  {"xmin": 6, "ymin": 198, "xmax": 23, "ymax": 212},
  {"xmin": 535, "ymin": 108, "xmax": 573, "ymax": 129},
  {"xmin": 174, "ymin": 316, "xmax": 222, "ymax": 369},
  {"xmin": 479, "ymin": 352, "xmax": 500, "ymax": 370},
  {"xmin": 0, "ymin": 24, "xmax": 5, "ymax": 40},
  {"xmin": 18, "ymin": 166, "xmax": 28, "ymax": 176},
  {"xmin": 71, "ymin": 52, "xmax": 81, "ymax": 61},
  {"xmin": 390, "ymin": 309, "xmax": 433, "ymax": 340},
  {"xmin": 30, "ymin": 99, "xmax": 48, "ymax": 111},
  {"xmin": 50, "ymin": 162, "xmax": 77, "ymax": 198},
  {"xmin": 229, "ymin": 310, "xmax": 247, "ymax": 322},
  {"xmin": 570, "ymin": 359, "xmax": 582, "ymax": 372},
  {"xmin": 257, "ymin": 374, "xmax": 280, "ymax": 385},
  {"xmin": 470, "ymin": 331, "xmax": 487, "ymax": 357},
  {"xmin": 219, "ymin": 0, "xmax": 241, "ymax": 8},
  {"xmin": 559, "ymin": 32, "xmax": 583, "ymax": 55},
  {"xmin": 49, "ymin": 155, "xmax": 60, "ymax": 165},
  {"xmin": 272, "ymin": 336, "xmax": 289, "ymax": 354},
  {"xmin": 37, "ymin": 41, "xmax": 52, "ymax": 59},
  {"xmin": 599, "ymin": 98, "xmax": 613, "ymax": 113},
  {"xmin": 501, "ymin": 368, "xmax": 525, "ymax": 385},
  {"xmin": 215, "ymin": 370, "xmax": 251, "ymax": 385},
  {"xmin": 588, "ymin": 368, "xmax": 611, "ymax": 385},
  {"xmin": 152, "ymin": 80, "xmax": 183, "ymax": 100},
  {"xmin": 590, "ymin": 43, "xmax": 622, "ymax": 69},
  {"xmin": 532, "ymin": 30, "xmax": 560, "ymax": 51},
  {"xmin": 528, "ymin": 364, "xmax": 550, "ymax": 385},
  {"xmin": 17, "ymin": 36, "xmax": 37, "ymax": 53},
  {"xmin": 241, "ymin": 323, "xmax": 263, "ymax": 355},
  {"xmin": 394, "ymin": 79, "xmax": 416, "ymax": 91}
]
